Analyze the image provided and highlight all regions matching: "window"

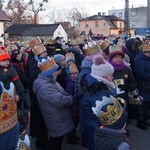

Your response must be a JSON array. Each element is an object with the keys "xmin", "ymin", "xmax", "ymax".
[
  {"xmin": 132, "ymin": 21, "xmax": 135, "ymax": 26},
  {"xmin": 132, "ymin": 12, "xmax": 136, "ymax": 16},
  {"xmin": 112, "ymin": 13, "xmax": 116, "ymax": 16},
  {"xmin": 95, "ymin": 21, "xmax": 99, "ymax": 28},
  {"xmin": 119, "ymin": 12, "xmax": 122, "ymax": 18}
]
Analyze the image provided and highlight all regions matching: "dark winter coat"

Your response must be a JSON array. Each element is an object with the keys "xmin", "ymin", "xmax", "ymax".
[
  {"xmin": 135, "ymin": 52, "xmax": 150, "ymax": 102},
  {"xmin": 79, "ymin": 74, "xmax": 115, "ymax": 150},
  {"xmin": 33, "ymin": 74, "xmax": 74, "ymax": 137},
  {"xmin": 11, "ymin": 62, "xmax": 29, "ymax": 90},
  {"xmin": 94, "ymin": 127, "xmax": 130, "ymax": 150},
  {"xmin": 113, "ymin": 66, "xmax": 137, "ymax": 102}
]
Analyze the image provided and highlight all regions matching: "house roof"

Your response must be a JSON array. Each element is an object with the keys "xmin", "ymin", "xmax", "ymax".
[
  {"xmin": 0, "ymin": 10, "xmax": 11, "ymax": 21},
  {"xmin": 80, "ymin": 15, "xmax": 124, "ymax": 22},
  {"xmin": 6, "ymin": 24, "xmax": 60, "ymax": 36},
  {"xmin": 80, "ymin": 14, "xmax": 124, "ymax": 29}
]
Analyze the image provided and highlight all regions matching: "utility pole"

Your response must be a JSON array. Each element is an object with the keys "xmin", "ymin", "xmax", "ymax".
[
  {"xmin": 0, "ymin": 0, "xmax": 2, "ymax": 10},
  {"xmin": 124, "ymin": 0, "xmax": 131, "ymax": 38},
  {"xmin": 147, "ymin": 0, "xmax": 150, "ymax": 27}
]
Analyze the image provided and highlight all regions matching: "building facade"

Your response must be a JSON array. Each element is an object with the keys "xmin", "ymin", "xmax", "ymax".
[
  {"xmin": 108, "ymin": 5, "xmax": 150, "ymax": 36},
  {"xmin": 76, "ymin": 13, "xmax": 124, "ymax": 38}
]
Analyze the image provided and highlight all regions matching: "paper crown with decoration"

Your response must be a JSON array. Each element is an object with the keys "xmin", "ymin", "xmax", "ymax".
[
  {"xmin": 98, "ymin": 40, "xmax": 110, "ymax": 51},
  {"xmin": 43, "ymin": 38, "xmax": 55, "ymax": 45},
  {"xmin": 65, "ymin": 52, "xmax": 75, "ymax": 64},
  {"xmin": 92, "ymin": 96, "xmax": 127, "ymax": 129},
  {"xmin": 32, "ymin": 44, "xmax": 46, "ymax": 56},
  {"xmin": 109, "ymin": 44, "xmax": 124, "ymax": 60},
  {"xmin": 142, "ymin": 42, "xmax": 150, "ymax": 53},
  {"xmin": 29, "ymin": 37, "xmax": 42, "ymax": 48},
  {"xmin": 0, "ymin": 46, "xmax": 10, "ymax": 61},
  {"xmin": 38, "ymin": 57, "xmax": 59, "ymax": 76},
  {"xmin": 68, "ymin": 63, "xmax": 79, "ymax": 74},
  {"xmin": 84, "ymin": 44, "xmax": 100, "ymax": 56},
  {"xmin": 29, "ymin": 37, "xmax": 46, "ymax": 56}
]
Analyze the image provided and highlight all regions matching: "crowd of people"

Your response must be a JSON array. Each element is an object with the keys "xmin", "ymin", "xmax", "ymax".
[{"xmin": 0, "ymin": 35, "xmax": 150, "ymax": 150}]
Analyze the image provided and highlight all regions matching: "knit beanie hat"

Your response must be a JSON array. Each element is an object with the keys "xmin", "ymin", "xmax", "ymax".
[
  {"xmin": 0, "ymin": 46, "xmax": 10, "ymax": 61},
  {"xmin": 109, "ymin": 44, "xmax": 125, "ymax": 60},
  {"xmin": 91, "ymin": 55, "xmax": 114, "ymax": 78},
  {"xmin": 53, "ymin": 54, "xmax": 65, "ymax": 65},
  {"xmin": 92, "ymin": 96, "xmax": 127, "ymax": 129}
]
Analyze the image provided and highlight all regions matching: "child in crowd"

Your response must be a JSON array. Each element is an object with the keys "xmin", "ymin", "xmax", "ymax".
[{"xmin": 92, "ymin": 96, "xmax": 130, "ymax": 150}]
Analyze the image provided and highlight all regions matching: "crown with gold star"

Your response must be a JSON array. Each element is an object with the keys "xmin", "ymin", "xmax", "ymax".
[
  {"xmin": 38, "ymin": 56, "xmax": 58, "ymax": 72},
  {"xmin": 92, "ymin": 96, "xmax": 125, "ymax": 126}
]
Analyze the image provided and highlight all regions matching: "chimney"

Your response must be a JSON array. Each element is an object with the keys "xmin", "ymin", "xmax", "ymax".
[
  {"xmin": 34, "ymin": 14, "xmax": 40, "ymax": 24},
  {"xmin": 102, "ymin": 12, "xmax": 106, "ymax": 16},
  {"xmin": 98, "ymin": 12, "xmax": 101, "ymax": 16}
]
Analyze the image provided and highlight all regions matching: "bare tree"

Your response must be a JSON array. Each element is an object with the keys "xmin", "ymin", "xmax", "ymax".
[
  {"xmin": 4, "ymin": 0, "xmax": 34, "ymax": 26},
  {"xmin": 28, "ymin": 0, "xmax": 48, "ymax": 23},
  {"xmin": 67, "ymin": 8, "xmax": 82, "ymax": 27}
]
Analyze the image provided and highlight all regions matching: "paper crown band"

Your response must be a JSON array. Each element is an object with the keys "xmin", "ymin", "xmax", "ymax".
[
  {"xmin": 84, "ymin": 45, "xmax": 99, "ymax": 56},
  {"xmin": 38, "ymin": 57, "xmax": 58, "ymax": 72}
]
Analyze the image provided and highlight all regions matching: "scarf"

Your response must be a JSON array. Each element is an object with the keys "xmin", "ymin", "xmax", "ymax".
[
  {"xmin": 109, "ymin": 60, "xmax": 126, "ymax": 71},
  {"xmin": 90, "ymin": 74, "xmax": 116, "ymax": 90}
]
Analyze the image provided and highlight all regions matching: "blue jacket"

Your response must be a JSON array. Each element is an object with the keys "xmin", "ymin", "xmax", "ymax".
[
  {"xmin": 79, "ymin": 74, "xmax": 115, "ymax": 150},
  {"xmin": 135, "ymin": 52, "xmax": 150, "ymax": 102}
]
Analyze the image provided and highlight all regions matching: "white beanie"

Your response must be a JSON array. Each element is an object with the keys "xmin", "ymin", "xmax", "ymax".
[{"xmin": 91, "ymin": 55, "xmax": 114, "ymax": 78}]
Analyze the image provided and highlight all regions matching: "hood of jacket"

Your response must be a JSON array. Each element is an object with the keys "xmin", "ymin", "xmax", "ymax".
[{"xmin": 79, "ymin": 74, "xmax": 108, "ymax": 95}]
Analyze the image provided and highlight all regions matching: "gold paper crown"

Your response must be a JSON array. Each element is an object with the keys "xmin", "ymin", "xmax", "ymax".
[
  {"xmin": 65, "ymin": 52, "xmax": 75, "ymax": 63},
  {"xmin": 109, "ymin": 44, "xmax": 122, "ymax": 53},
  {"xmin": 43, "ymin": 38, "xmax": 55, "ymax": 45},
  {"xmin": 29, "ymin": 37, "xmax": 42, "ymax": 48},
  {"xmin": 98, "ymin": 40, "xmax": 110, "ymax": 51},
  {"xmin": 32, "ymin": 44, "xmax": 46, "ymax": 56},
  {"xmin": 84, "ymin": 45, "xmax": 99, "ymax": 56},
  {"xmin": 99, "ymin": 99, "xmax": 123, "ymax": 126},
  {"xmin": 69, "ymin": 63, "xmax": 79, "ymax": 74},
  {"xmin": 142, "ymin": 42, "xmax": 150, "ymax": 52},
  {"xmin": 38, "ymin": 57, "xmax": 57, "ymax": 72}
]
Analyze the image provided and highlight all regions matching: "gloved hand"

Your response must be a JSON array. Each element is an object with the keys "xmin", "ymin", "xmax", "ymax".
[
  {"xmin": 118, "ymin": 84, "xmax": 128, "ymax": 90},
  {"xmin": 129, "ymin": 94, "xmax": 142, "ymax": 105}
]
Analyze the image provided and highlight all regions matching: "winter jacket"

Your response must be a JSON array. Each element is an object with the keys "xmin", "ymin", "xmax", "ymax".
[
  {"xmin": 113, "ymin": 66, "xmax": 137, "ymax": 102},
  {"xmin": 94, "ymin": 127, "xmax": 130, "ymax": 150},
  {"xmin": 135, "ymin": 52, "xmax": 150, "ymax": 102},
  {"xmin": 33, "ymin": 74, "xmax": 74, "ymax": 137},
  {"xmin": 79, "ymin": 74, "xmax": 115, "ymax": 150}
]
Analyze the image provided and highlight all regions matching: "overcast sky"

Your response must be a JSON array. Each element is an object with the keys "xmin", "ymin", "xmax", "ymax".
[{"xmin": 48, "ymin": 0, "xmax": 147, "ymax": 15}]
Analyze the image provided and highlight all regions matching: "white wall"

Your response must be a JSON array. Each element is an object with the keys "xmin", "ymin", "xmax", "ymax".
[
  {"xmin": 0, "ymin": 22, "xmax": 4, "ymax": 44},
  {"xmin": 53, "ymin": 24, "xmax": 68, "ymax": 42}
]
